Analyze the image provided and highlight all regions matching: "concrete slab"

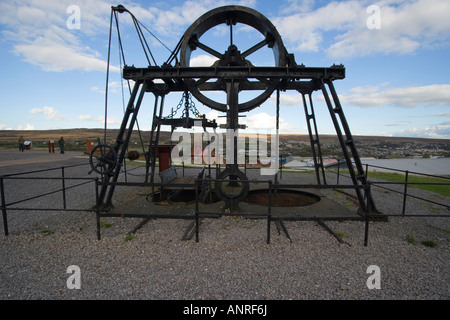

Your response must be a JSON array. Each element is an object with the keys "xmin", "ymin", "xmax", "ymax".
[{"xmin": 104, "ymin": 184, "xmax": 361, "ymax": 222}]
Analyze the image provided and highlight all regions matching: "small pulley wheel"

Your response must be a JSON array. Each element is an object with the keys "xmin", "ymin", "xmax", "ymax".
[{"xmin": 89, "ymin": 144, "xmax": 117, "ymax": 175}]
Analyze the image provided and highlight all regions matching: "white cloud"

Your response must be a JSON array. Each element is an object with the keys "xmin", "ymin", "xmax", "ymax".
[
  {"xmin": 30, "ymin": 106, "xmax": 65, "ymax": 120},
  {"xmin": 279, "ymin": 0, "xmax": 315, "ymax": 15},
  {"xmin": 96, "ymin": 116, "xmax": 120, "ymax": 125},
  {"xmin": 340, "ymin": 84, "xmax": 450, "ymax": 108},
  {"xmin": 138, "ymin": 0, "xmax": 257, "ymax": 36},
  {"xmin": 15, "ymin": 36, "xmax": 115, "ymax": 72},
  {"xmin": 273, "ymin": 0, "xmax": 361, "ymax": 53},
  {"xmin": 190, "ymin": 55, "xmax": 219, "ymax": 67},
  {"xmin": 78, "ymin": 114, "xmax": 93, "ymax": 121},
  {"xmin": 16, "ymin": 123, "xmax": 35, "ymax": 130},
  {"xmin": 272, "ymin": 0, "xmax": 450, "ymax": 58},
  {"xmin": 1, "ymin": 0, "xmax": 118, "ymax": 72},
  {"xmin": 0, "ymin": 124, "xmax": 12, "ymax": 130},
  {"xmin": 91, "ymin": 81, "xmax": 123, "ymax": 94},
  {"xmin": 392, "ymin": 121, "xmax": 450, "ymax": 139},
  {"xmin": 244, "ymin": 112, "xmax": 300, "ymax": 132},
  {"xmin": 77, "ymin": 114, "xmax": 120, "ymax": 126},
  {"xmin": 205, "ymin": 110, "xmax": 226, "ymax": 126},
  {"xmin": 269, "ymin": 93, "xmax": 304, "ymax": 107}
]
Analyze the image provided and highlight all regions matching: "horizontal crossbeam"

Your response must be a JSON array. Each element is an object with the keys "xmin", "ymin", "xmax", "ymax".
[{"xmin": 122, "ymin": 65, "xmax": 345, "ymax": 81}]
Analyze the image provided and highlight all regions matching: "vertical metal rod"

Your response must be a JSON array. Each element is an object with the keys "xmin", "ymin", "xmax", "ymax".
[
  {"xmin": 230, "ymin": 22, "xmax": 233, "ymax": 46},
  {"xmin": 123, "ymin": 158, "xmax": 128, "ymax": 183},
  {"xmin": 1, "ymin": 176, "xmax": 8, "ymax": 236},
  {"xmin": 195, "ymin": 178, "xmax": 199, "ymax": 242},
  {"xmin": 146, "ymin": 94, "xmax": 159, "ymax": 183},
  {"xmin": 279, "ymin": 160, "xmax": 282, "ymax": 180},
  {"xmin": 104, "ymin": 8, "xmax": 114, "ymax": 144},
  {"xmin": 364, "ymin": 209, "xmax": 369, "ymax": 247},
  {"xmin": 267, "ymin": 180, "xmax": 272, "ymax": 244},
  {"xmin": 150, "ymin": 94, "xmax": 166, "ymax": 183},
  {"xmin": 402, "ymin": 171, "xmax": 409, "ymax": 216},
  {"xmin": 61, "ymin": 166, "xmax": 67, "ymax": 210},
  {"xmin": 276, "ymin": 88, "xmax": 281, "ymax": 180},
  {"xmin": 364, "ymin": 183, "xmax": 371, "ymax": 246},
  {"xmin": 95, "ymin": 178, "xmax": 101, "ymax": 240},
  {"xmin": 337, "ymin": 160, "xmax": 340, "ymax": 185}
]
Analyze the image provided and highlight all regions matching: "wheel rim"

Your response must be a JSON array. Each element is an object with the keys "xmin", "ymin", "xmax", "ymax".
[
  {"xmin": 180, "ymin": 5, "xmax": 288, "ymax": 112},
  {"xmin": 89, "ymin": 144, "xmax": 117, "ymax": 175}
]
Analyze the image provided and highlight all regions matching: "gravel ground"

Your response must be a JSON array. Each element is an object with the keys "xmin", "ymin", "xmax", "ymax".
[{"xmin": 0, "ymin": 153, "xmax": 449, "ymax": 302}]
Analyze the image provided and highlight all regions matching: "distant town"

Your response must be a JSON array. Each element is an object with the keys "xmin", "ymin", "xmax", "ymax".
[
  {"xmin": 278, "ymin": 135, "xmax": 450, "ymax": 159},
  {"xmin": 1, "ymin": 129, "xmax": 449, "ymax": 160}
]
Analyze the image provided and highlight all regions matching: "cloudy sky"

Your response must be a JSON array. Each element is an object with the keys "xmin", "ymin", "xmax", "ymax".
[{"xmin": 1, "ymin": 0, "xmax": 449, "ymax": 138}]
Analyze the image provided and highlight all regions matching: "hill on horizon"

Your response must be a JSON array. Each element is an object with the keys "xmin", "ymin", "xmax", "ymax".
[{"xmin": 1, "ymin": 128, "xmax": 449, "ymax": 153}]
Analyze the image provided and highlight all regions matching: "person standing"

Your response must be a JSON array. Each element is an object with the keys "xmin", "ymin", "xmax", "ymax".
[
  {"xmin": 58, "ymin": 137, "xmax": 65, "ymax": 154},
  {"xmin": 18, "ymin": 136, "xmax": 25, "ymax": 152}
]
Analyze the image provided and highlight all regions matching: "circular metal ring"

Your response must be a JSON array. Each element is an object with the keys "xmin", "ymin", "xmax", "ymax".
[
  {"xmin": 89, "ymin": 144, "xmax": 117, "ymax": 175},
  {"xmin": 180, "ymin": 5, "xmax": 288, "ymax": 112},
  {"xmin": 215, "ymin": 168, "xmax": 249, "ymax": 206}
]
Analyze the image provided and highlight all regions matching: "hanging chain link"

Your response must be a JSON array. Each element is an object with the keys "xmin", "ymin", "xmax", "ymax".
[{"xmin": 167, "ymin": 91, "xmax": 203, "ymax": 119}]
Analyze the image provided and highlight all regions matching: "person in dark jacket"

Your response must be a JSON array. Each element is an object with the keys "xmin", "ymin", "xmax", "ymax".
[
  {"xmin": 18, "ymin": 136, "xmax": 25, "ymax": 152},
  {"xmin": 58, "ymin": 137, "xmax": 65, "ymax": 154}
]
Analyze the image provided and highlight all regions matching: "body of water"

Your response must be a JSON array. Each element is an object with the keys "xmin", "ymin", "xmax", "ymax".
[{"xmin": 359, "ymin": 157, "xmax": 450, "ymax": 176}]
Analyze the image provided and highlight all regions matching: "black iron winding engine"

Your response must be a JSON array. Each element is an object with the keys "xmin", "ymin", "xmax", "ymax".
[{"xmin": 91, "ymin": 5, "xmax": 377, "ymax": 215}]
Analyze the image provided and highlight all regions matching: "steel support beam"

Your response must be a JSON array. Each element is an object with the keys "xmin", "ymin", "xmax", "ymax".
[{"xmin": 123, "ymin": 65, "xmax": 345, "ymax": 82}]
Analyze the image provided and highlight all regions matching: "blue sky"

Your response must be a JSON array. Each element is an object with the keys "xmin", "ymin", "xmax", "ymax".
[{"xmin": 1, "ymin": 0, "xmax": 450, "ymax": 139}]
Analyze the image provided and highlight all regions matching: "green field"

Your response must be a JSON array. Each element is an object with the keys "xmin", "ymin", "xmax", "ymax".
[{"xmin": 366, "ymin": 171, "xmax": 450, "ymax": 197}]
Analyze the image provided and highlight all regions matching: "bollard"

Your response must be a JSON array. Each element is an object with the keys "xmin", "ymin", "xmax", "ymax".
[{"xmin": 48, "ymin": 140, "xmax": 55, "ymax": 153}]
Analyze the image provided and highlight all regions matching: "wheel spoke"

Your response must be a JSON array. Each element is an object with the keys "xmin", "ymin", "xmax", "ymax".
[
  {"xmin": 241, "ymin": 38, "xmax": 269, "ymax": 58},
  {"xmin": 230, "ymin": 22, "xmax": 233, "ymax": 46},
  {"xmin": 103, "ymin": 156, "xmax": 116, "ymax": 165},
  {"xmin": 195, "ymin": 77, "xmax": 211, "ymax": 87},
  {"xmin": 194, "ymin": 60, "xmax": 219, "ymax": 87},
  {"xmin": 94, "ymin": 162, "xmax": 104, "ymax": 169},
  {"xmin": 196, "ymin": 41, "xmax": 223, "ymax": 59}
]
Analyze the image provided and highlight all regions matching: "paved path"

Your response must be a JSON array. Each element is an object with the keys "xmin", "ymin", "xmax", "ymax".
[{"xmin": 0, "ymin": 149, "xmax": 85, "ymax": 168}]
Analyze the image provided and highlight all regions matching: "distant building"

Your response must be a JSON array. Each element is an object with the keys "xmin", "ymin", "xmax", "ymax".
[{"xmin": 284, "ymin": 160, "xmax": 307, "ymax": 168}]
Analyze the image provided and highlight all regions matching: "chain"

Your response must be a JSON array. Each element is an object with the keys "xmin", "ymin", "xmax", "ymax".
[{"xmin": 168, "ymin": 92, "xmax": 203, "ymax": 119}]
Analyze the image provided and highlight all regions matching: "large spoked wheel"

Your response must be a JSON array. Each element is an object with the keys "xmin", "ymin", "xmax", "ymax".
[
  {"xmin": 89, "ymin": 144, "xmax": 117, "ymax": 175},
  {"xmin": 180, "ymin": 5, "xmax": 288, "ymax": 112}
]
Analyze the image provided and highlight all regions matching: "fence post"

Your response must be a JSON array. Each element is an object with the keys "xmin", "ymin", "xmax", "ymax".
[
  {"xmin": 364, "ymin": 182, "xmax": 371, "ymax": 246},
  {"xmin": 61, "ymin": 166, "xmax": 67, "ymax": 210},
  {"xmin": 336, "ymin": 160, "xmax": 340, "ymax": 185},
  {"xmin": 195, "ymin": 178, "xmax": 199, "ymax": 243},
  {"xmin": 267, "ymin": 180, "xmax": 272, "ymax": 244},
  {"xmin": 1, "ymin": 176, "xmax": 8, "ymax": 236},
  {"xmin": 95, "ymin": 178, "xmax": 101, "ymax": 240},
  {"xmin": 402, "ymin": 170, "xmax": 409, "ymax": 216}
]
